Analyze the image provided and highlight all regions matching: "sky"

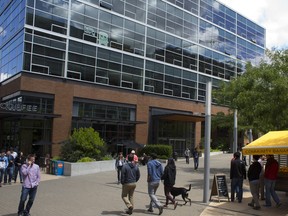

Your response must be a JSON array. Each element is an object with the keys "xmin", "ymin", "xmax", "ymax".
[{"xmin": 218, "ymin": 0, "xmax": 288, "ymax": 50}]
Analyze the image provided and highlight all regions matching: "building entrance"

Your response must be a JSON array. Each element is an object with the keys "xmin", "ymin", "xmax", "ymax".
[{"xmin": 169, "ymin": 139, "xmax": 186, "ymax": 157}]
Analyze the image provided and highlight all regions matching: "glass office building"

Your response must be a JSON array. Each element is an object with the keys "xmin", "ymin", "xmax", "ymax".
[{"xmin": 0, "ymin": 0, "xmax": 265, "ymax": 157}]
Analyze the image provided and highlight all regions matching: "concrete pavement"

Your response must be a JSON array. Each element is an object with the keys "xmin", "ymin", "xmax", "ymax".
[{"xmin": 0, "ymin": 153, "xmax": 287, "ymax": 216}]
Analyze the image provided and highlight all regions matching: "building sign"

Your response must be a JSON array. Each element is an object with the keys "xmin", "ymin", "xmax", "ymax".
[
  {"xmin": 98, "ymin": 31, "xmax": 109, "ymax": 46},
  {"xmin": 84, "ymin": 25, "xmax": 96, "ymax": 37},
  {"xmin": 0, "ymin": 102, "xmax": 38, "ymax": 112}
]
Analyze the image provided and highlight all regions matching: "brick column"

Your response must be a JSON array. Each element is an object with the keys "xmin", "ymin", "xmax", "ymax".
[
  {"xmin": 135, "ymin": 95, "xmax": 149, "ymax": 145},
  {"xmin": 51, "ymin": 83, "xmax": 74, "ymax": 156}
]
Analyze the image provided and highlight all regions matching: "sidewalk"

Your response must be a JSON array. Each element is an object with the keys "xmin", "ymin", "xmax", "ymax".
[
  {"xmin": 0, "ymin": 153, "xmax": 287, "ymax": 216},
  {"xmin": 201, "ymin": 185, "xmax": 288, "ymax": 216}
]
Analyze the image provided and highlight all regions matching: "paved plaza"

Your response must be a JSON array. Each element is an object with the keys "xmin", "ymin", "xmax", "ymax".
[{"xmin": 0, "ymin": 153, "xmax": 288, "ymax": 216}]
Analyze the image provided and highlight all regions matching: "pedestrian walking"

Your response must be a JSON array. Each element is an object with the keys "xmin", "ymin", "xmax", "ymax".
[
  {"xmin": 147, "ymin": 153, "xmax": 164, "ymax": 215},
  {"xmin": 18, "ymin": 154, "xmax": 41, "ymax": 216},
  {"xmin": 230, "ymin": 151, "xmax": 246, "ymax": 203},
  {"xmin": 184, "ymin": 148, "xmax": 190, "ymax": 164},
  {"xmin": 14, "ymin": 152, "xmax": 26, "ymax": 183},
  {"xmin": 264, "ymin": 154, "xmax": 281, "ymax": 207},
  {"xmin": 161, "ymin": 158, "xmax": 178, "ymax": 209},
  {"xmin": 193, "ymin": 148, "xmax": 199, "ymax": 170},
  {"xmin": 0, "ymin": 149, "xmax": 8, "ymax": 187},
  {"xmin": 121, "ymin": 153, "xmax": 140, "ymax": 215},
  {"xmin": 4, "ymin": 150, "xmax": 15, "ymax": 185},
  {"xmin": 44, "ymin": 154, "xmax": 51, "ymax": 174},
  {"xmin": 126, "ymin": 150, "xmax": 139, "ymax": 165},
  {"xmin": 247, "ymin": 155, "xmax": 262, "ymax": 210},
  {"xmin": 258, "ymin": 155, "xmax": 265, "ymax": 200},
  {"xmin": 115, "ymin": 152, "xmax": 125, "ymax": 184}
]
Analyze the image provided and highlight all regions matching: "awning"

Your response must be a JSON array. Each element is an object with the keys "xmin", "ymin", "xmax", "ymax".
[
  {"xmin": 0, "ymin": 110, "xmax": 61, "ymax": 119},
  {"xmin": 32, "ymin": 140, "xmax": 52, "ymax": 146},
  {"xmin": 242, "ymin": 131, "xmax": 288, "ymax": 155},
  {"xmin": 115, "ymin": 140, "xmax": 145, "ymax": 149}
]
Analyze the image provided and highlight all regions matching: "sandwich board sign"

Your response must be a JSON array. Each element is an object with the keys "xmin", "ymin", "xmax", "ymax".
[{"xmin": 210, "ymin": 174, "xmax": 230, "ymax": 202}]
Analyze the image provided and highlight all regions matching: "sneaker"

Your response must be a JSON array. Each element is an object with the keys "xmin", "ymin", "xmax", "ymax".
[
  {"xmin": 253, "ymin": 206, "xmax": 261, "ymax": 210},
  {"xmin": 8, "ymin": 182, "xmax": 11, "ymax": 185},
  {"xmin": 126, "ymin": 206, "xmax": 133, "ymax": 215},
  {"xmin": 158, "ymin": 206, "xmax": 163, "ymax": 215},
  {"xmin": 276, "ymin": 202, "xmax": 282, "ymax": 208},
  {"xmin": 174, "ymin": 202, "xmax": 178, "ymax": 210},
  {"xmin": 263, "ymin": 204, "xmax": 271, "ymax": 207},
  {"xmin": 147, "ymin": 208, "xmax": 153, "ymax": 212},
  {"xmin": 248, "ymin": 203, "xmax": 254, "ymax": 207}
]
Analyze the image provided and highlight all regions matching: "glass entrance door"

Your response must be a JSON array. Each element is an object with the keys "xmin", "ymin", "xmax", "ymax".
[{"xmin": 169, "ymin": 139, "xmax": 186, "ymax": 157}]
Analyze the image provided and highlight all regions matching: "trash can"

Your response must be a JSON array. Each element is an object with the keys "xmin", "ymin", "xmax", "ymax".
[{"xmin": 54, "ymin": 161, "xmax": 64, "ymax": 176}]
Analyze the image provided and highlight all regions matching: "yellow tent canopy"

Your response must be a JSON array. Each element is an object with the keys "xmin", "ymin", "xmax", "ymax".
[{"xmin": 242, "ymin": 131, "xmax": 288, "ymax": 155}]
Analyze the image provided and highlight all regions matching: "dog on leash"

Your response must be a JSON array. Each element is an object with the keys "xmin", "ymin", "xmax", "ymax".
[{"xmin": 170, "ymin": 184, "xmax": 192, "ymax": 205}]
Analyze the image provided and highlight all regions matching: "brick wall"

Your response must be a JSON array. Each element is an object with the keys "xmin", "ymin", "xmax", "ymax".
[{"xmin": 1, "ymin": 73, "xmax": 229, "ymax": 156}]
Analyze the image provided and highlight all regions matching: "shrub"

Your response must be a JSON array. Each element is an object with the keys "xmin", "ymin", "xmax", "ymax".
[
  {"xmin": 139, "ymin": 144, "xmax": 172, "ymax": 159},
  {"xmin": 101, "ymin": 154, "xmax": 113, "ymax": 161},
  {"xmin": 77, "ymin": 157, "xmax": 95, "ymax": 162},
  {"xmin": 61, "ymin": 127, "xmax": 107, "ymax": 162},
  {"xmin": 52, "ymin": 156, "xmax": 61, "ymax": 160}
]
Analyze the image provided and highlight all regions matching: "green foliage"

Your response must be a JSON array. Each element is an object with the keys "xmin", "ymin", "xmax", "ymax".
[
  {"xmin": 101, "ymin": 154, "xmax": 113, "ymax": 161},
  {"xmin": 61, "ymin": 127, "xmax": 107, "ymax": 162},
  {"xmin": 213, "ymin": 49, "xmax": 288, "ymax": 133},
  {"xmin": 77, "ymin": 157, "xmax": 95, "ymax": 162},
  {"xmin": 138, "ymin": 144, "xmax": 172, "ymax": 159},
  {"xmin": 52, "ymin": 156, "xmax": 61, "ymax": 160}
]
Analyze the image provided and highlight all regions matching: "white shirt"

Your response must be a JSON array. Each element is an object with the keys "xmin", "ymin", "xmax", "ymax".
[{"xmin": 11, "ymin": 151, "xmax": 17, "ymax": 159}]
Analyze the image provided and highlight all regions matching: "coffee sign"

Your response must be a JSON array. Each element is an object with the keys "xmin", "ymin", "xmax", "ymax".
[{"xmin": 0, "ymin": 102, "xmax": 38, "ymax": 112}]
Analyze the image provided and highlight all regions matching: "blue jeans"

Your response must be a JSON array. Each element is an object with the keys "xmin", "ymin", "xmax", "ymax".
[
  {"xmin": 14, "ymin": 166, "xmax": 23, "ymax": 183},
  {"xmin": 264, "ymin": 178, "xmax": 280, "ymax": 206},
  {"xmin": 194, "ymin": 157, "xmax": 199, "ymax": 170},
  {"xmin": 0, "ymin": 168, "xmax": 5, "ymax": 183},
  {"xmin": 18, "ymin": 186, "xmax": 38, "ymax": 214},
  {"xmin": 148, "ymin": 181, "xmax": 162, "ymax": 210},
  {"xmin": 4, "ymin": 166, "xmax": 14, "ymax": 183},
  {"xmin": 231, "ymin": 178, "xmax": 243, "ymax": 201}
]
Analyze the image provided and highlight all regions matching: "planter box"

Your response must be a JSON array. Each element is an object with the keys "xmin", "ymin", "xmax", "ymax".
[{"xmin": 63, "ymin": 160, "xmax": 115, "ymax": 176}]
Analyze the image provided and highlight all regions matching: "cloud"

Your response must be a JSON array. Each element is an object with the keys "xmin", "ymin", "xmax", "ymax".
[{"xmin": 218, "ymin": 0, "xmax": 288, "ymax": 49}]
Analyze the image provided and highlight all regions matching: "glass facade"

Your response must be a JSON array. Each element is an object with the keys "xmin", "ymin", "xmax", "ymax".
[
  {"xmin": 72, "ymin": 100, "xmax": 136, "ymax": 144},
  {"xmin": 0, "ymin": 94, "xmax": 54, "ymax": 157},
  {"xmin": 0, "ymin": 0, "xmax": 265, "ymax": 102}
]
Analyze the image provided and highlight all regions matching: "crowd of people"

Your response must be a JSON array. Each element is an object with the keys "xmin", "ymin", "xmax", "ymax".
[
  {"xmin": 230, "ymin": 151, "xmax": 282, "ymax": 210},
  {"xmin": 116, "ymin": 148, "xmax": 200, "ymax": 215},
  {"xmin": 0, "ymin": 147, "xmax": 26, "ymax": 186},
  {"xmin": 1, "ymin": 145, "xmax": 284, "ymax": 215},
  {"xmin": 117, "ymin": 148, "xmax": 283, "ymax": 214},
  {"xmin": 0, "ymin": 148, "xmax": 41, "ymax": 216}
]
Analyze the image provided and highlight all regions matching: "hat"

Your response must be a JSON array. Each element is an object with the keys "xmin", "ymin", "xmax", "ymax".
[{"xmin": 131, "ymin": 150, "xmax": 136, "ymax": 154}]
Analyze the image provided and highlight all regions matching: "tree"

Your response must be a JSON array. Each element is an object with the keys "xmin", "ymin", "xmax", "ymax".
[
  {"xmin": 214, "ymin": 49, "xmax": 288, "ymax": 133},
  {"xmin": 61, "ymin": 127, "xmax": 107, "ymax": 162}
]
